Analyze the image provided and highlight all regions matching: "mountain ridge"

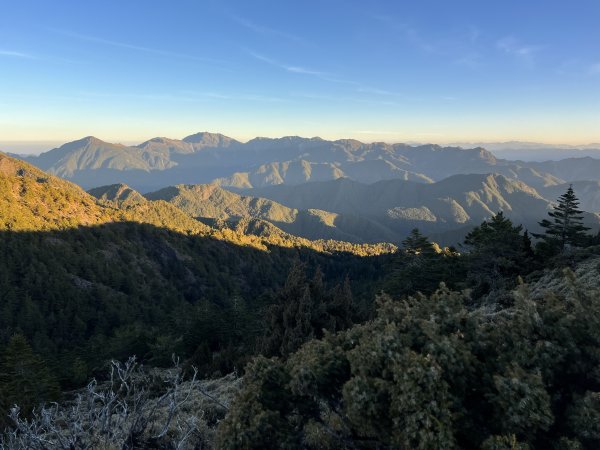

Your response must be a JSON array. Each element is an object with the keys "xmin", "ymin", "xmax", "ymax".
[{"xmin": 18, "ymin": 132, "xmax": 578, "ymax": 192}]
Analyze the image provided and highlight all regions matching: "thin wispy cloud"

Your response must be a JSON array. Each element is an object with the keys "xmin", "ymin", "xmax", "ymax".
[
  {"xmin": 78, "ymin": 91, "xmax": 202, "ymax": 102},
  {"xmin": 357, "ymin": 86, "xmax": 404, "ymax": 97},
  {"xmin": 1, "ymin": 92, "xmax": 87, "ymax": 102},
  {"xmin": 0, "ymin": 50, "xmax": 35, "ymax": 59},
  {"xmin": 246, "ymin": 44, "xmax": 411, "ymax": 99},
  {"xmin": 246, "ymin": 49, "xmax": 394, "ymax": 95},
  {"xmin": 49, "ymin": 29, "xmax": 227, "ymax": 65},
  {"xmin": 286, "ymin": 66, "xmax": 326, "ymax": 76},
  {"xmin": 181, "ymin": 90, "xmax": 285, "ymax": 103},
  {"xmin": 292, "ymin": 92, "xmax": 401, "ymax": 107},
  {"xmin": 76, "ymin": 90, "xmax": 285, "ymax": 103},
  {"xmin": 496, "ymin": 36, "xmax": 543, "ymax": 66},
  {"xmin": 0, "ymin": 49, "xmax": 90, "ymax": 65},
  {"xmin": 232, "ymin": 16, "xmax": 308, "ymax": 45},
  {"xmin": 246, "ymin": 50, "xmax": 331, "ymax": 78}
]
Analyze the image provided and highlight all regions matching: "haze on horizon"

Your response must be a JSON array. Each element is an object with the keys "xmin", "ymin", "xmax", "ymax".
[{"xmin": 1, "ymin": 0, "xmax": 599, "ymax": 147}]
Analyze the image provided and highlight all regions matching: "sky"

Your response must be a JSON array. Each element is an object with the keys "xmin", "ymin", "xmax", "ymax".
[{"xmin": 1, "ymin": 0, "xmax": 599, "ymax": 151}]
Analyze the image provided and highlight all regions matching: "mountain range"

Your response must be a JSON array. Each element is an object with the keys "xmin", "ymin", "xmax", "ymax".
[
  {"xmin": 8, "ymin": 132, "xmax": 600, "ymax": 245},
  {"xmin": 17, "ymin": 132, "xmax": 595, "ymax": 193}
]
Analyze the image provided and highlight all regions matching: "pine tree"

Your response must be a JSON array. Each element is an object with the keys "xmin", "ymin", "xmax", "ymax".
[
  {"xmin": 522, "ymin": 230, "xmax": 534, "ymax": 259},
  {"xmin": 384, "ymin": 229, "xmax": 449, "ymax": 298},
  {"xmin": 402, "ymin": 228, "xmax": 437, "ymax": 256},
  {"xmin": 534, "ymin": 185, "xmax": 590, "ymax": 252},
  {"xmin": 463, "ymin": 212, "xmax": 532, "ymax": 295}
]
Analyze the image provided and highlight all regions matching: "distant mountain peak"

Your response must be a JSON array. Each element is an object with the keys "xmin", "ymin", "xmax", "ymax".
[
  {"xmin": 76, "ymin": 136, "xmax": 128, "ymax": 147},
  {"xmin": 145, "ymin": 137, "xmax": 173, "ymax": 143},
  {"xmin": 73, "ymin": 136, "xmax": 102, "ymax": 145},
  {"xmin": 334, "ymin": 138, "xmax": 363, "ymax": 145},
  {"xmin": 182, "ymin": 131, "xmax": 239, "ymax": 147}
]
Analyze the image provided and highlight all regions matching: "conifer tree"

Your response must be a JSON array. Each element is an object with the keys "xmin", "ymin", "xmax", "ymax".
[
  {"xmin": 534, "ymin": 185, "xmax": 590, "ymax": 252},
  {"xmin": 522, "ymin": 230, "xmax": 535, "ymax": 259},
  {"xmin": 385, "ymin": 228, "xmax": 451, "ymax": 298},
  {"xmin": 463, "ymin": 212, "xmax": 532, "ymax": 295},
  {"xmin": 402, "ymin": 228, "xmax": 437, "ymax": 256}
]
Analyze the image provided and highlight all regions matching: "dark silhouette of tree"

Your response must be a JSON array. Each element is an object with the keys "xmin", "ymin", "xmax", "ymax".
[
  {"xmin": 534, "ymin": 185, "xmax": 590, "ymax": 253},
  {"xmin": 402, "ymin": 228, "xmax": 437, "ymax": 256},
  {"xmin": 463, "ymin": 212, "xmax": 533, "ymax": 296},
  {"xmin": 385, "ymin": 228, "xmax": 462, "ymax": 299},
  {"xmin": 522, "ymin": 230, "xmax": 535, "ymax": 259}
]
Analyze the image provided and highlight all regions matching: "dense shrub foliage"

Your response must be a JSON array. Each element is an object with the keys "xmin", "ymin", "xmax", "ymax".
[{"xmin": 218, "ymin": 273, "xmax": 600, "ymax": 449}]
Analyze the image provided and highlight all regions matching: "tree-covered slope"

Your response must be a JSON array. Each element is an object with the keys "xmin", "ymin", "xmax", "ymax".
[
  {"xmin": 143, "ymin": 183, "xmax": 399, "ymax": 244},
  {"xmin": 0, "ymin": 152, "xmax": 116, "ymax": 230},
  {"xmin": 145, "ymin": 183, "xmax": 298, "ymax": 223},
  {"xmin": 0, "ymin": 152, "xmax": 395, "ymax": 394},
  {"xmin": 243, "ymin": 173, "xmax": 574, "ymax": 243}
]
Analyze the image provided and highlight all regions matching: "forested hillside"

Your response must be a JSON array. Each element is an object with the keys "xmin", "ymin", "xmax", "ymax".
[{"xmin": 0, "ymin": 153, "xmax": 394, "ymax": 426}]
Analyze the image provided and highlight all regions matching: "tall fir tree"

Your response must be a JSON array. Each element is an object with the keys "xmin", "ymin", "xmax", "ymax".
[
  {"xmin": 463, "ymin": 212, "xmax": 533, "ymax": 296},
  {"xmin": 384, "ymin": 228, "xmax": 452, "ymax": 298},
  {"xmin": 534, "ymin": 185, "xmax": 590, "ymax": 252},
  {"xmin": 402, "ymin": 228, "xmax": 437, "ymax": 256}
]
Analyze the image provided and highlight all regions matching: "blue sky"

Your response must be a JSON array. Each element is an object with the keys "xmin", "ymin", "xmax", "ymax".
[{"xmin": 1, "ymin": 0, "xmax": 599, "ymax": 148}]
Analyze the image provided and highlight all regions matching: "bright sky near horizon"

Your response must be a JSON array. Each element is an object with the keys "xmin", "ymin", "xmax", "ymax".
[{"xmin": 1, "ymin": 0, "xmax": 599, "ymax": 148}]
